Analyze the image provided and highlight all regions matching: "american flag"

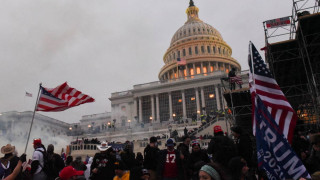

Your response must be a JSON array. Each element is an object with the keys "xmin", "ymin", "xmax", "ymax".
[
  {"xmin": 230, "ymin": 76, "xmax": 243, "ymax": 85},
  {"xmin": 176, "ymin": 57, "xmax": 186, "ymax": 65},
  {"xmin": 25, "ymin": 92, "xmax": 33, "ymax": 97},
  {"xmin": 248, "ymin": 42, "xmax": 296, "ymax": 143},
  {"xmin": 36, "ymin": 82, "xmax": 95, "ymax": 112}
]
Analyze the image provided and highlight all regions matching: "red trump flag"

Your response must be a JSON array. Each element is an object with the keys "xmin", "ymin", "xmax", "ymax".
[{"xmin": 36, "ymin": 82, "xmax": 95, "ymax": 112}]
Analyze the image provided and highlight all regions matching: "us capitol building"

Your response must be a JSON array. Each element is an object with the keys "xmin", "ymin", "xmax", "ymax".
[
  {"xmin": 109, "ymin": 1, "xmax": 244, "ymax": 128},
  {"xmin": 0, "ymin": 1, "xmax": 248, "ymax": 155}
]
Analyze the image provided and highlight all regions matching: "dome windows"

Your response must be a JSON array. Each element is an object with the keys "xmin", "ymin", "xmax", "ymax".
[
  {"xmin": 189, "ymin": 47, "xmax": 192, "ymax": 55},
  {"xmin": 207, "ymin": 46, "xmax": 211, "ymax": 53},
  {"xmin": 201, "ymin": 46, "xmax": 205, "ymax": 53}
]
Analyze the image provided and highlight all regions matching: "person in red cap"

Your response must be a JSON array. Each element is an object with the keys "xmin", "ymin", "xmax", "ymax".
[
  {"xmin": 58, "ymin": 166, "xmax": 84, "ymax": 180},
  {"xmin": 213, "ymin": 125, "xmax": 224, "ymax": 137},
  {"xmin": 31, "ymin": 138, "xmax": 47, "ymax": 180}
]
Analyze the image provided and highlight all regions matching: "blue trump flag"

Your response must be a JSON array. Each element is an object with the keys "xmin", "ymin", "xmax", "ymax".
[{"xmin": 255, "ymin": 96, "xmax": 310, "ymax": 180}]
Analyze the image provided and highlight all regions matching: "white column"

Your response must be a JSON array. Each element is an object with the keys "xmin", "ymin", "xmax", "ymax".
[
  {"xmin": 193, "ymin": 63, "xmax": 196, "ymax": 75},
  {"xmin": 200, "ymin": 62, "xmax": 204, "ymax": 74},
  {"xmin": 169, "ymin": 92, "xmax": 173, "ymax": 121},
  {"xmin": 156, "ymin": 94, "xmax": 160, "ymax": 122},
  {"xmin": 208, "ymin": 62, "xmax": 212, "ymax": 73},
  {"xmin": 181, "ymin": 90, "xmax": 187, "ymax": 119},
  {"xmin": 221, "ymin": 87, "xmax": 227, "ymax": 110},
  {"xmin": 200, "ymin": 87, "xmax": 205, "ymax": 109},
  {"xmin": 186, "ymin": 65, "xmax": 190, "ymax": 78},
  {"xmin": 195, "ymin": 88, "xmax": 200, "ymax": 113},
  {"xmin": 151, "ymin": 95, "xmax": 155, "ymax": 123},
  {"xmin": 139, "ymin": 97, "xmax": 143, "ymax": 122},
  {"xmin": 216, "ymin": 62, "xmax": 219, "ymax": 71},
  {"xmin": 215, "ymin": 86, "xmax": 221, "ymax": 110},
  {"xmin": 133, "ymin": 98, "xmax": 138, "ymax": 118}
]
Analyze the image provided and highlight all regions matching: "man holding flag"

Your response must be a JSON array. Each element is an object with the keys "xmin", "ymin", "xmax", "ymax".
[{"xmin": 248, "ymin": 42, "xmax": 310, "ymax": 179}]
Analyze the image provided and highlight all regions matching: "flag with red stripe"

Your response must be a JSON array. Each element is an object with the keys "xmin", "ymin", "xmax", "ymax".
[
  {"xmin": 230, "ymin": 76, "xmax": 243, "ymax": 85},
  {"xmin": 176, "ymin": 57, "xmax": 186, "ymax": 65},
  {"xmin": 248, "ymin": 42, "xmax": 296, "ymax": 143},
  {"xmin": 36, "ymin": 82, "xmax": 95, "ymax": 112}
]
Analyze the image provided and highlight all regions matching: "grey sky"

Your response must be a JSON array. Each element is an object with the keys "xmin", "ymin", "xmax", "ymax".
[{"xmin": 0, "ymin": 0, "xmax": 292, "ymax": 123}]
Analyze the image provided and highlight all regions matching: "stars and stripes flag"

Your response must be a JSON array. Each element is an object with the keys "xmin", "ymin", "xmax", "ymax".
[
  {"xmin": 230, "ymin": 76, "xmax": 243, "ymax": 85},
  {"xmin": 36, "ymin": 82, "xmax": 95, "ymax": 112},
  {"xmin": 248, "ymin": 42, "xmax": 297, "ymax": 143},
  {"xmin": 25, "ymin": 92, "xmax": 33, "ymax": 97},
  {"xmin": 176, "ymin": 57, "xmax": 186, "ymax": 65}
]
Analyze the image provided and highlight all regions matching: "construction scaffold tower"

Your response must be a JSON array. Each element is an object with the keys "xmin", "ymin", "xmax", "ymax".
[
  {"xmin": 222, "ymin": 0, "xmax": 320, "ymax": 133},
  {"xmin": 263, "ymin": 0, "xmax": 320, "ymax": 130}
]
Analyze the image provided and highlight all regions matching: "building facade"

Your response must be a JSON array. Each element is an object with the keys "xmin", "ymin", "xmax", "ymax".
[{"xmin": 109, "ymin": 1, "xmax": 246, "ymax": 128}]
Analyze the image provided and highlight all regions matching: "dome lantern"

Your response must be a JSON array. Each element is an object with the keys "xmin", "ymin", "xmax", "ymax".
[{"xmin": 186, "ymin": 0, "xmax": 200, "ymax": 22}]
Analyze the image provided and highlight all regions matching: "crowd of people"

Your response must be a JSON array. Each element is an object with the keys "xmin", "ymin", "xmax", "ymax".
[{"xmin": 0, "ymin": 125, "xmax": 320, "ymax": 180}]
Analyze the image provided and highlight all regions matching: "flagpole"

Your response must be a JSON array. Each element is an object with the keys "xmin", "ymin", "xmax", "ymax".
[
  {"xmin": 24, "ymin": 83, "xmax": 42, "ymax": 153},
  {"xmin": 249, "ymin": 41, "xmax": 256, "ymax": 86}
]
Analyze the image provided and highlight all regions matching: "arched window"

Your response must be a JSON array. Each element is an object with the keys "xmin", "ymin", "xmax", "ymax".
[
  {"xmin": 201, "ymin": 46, "xmax": 205, "ymax": 53},
  {"xmin": 183, "ymin": 49, "xmax": 186, "ymax": 56},
  {"xmin": 195, "ymin": 46, "xmax": 198, "ymax": 54},
  {"xmin": 207, "ymin": 46, "xmax": 211, "ymax": 53},
  {"xmin": 189, "ymin": 47, "xmax": 192, "ymax": 55}
]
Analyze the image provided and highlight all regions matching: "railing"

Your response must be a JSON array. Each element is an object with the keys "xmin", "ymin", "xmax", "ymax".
[{"xmin": 189, "ymin": 117, "xmax": 224, "ymax": 137}]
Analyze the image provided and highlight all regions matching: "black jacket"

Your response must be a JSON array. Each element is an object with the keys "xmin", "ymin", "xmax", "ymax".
[
  {"xmin": 235, "ymin": 134, "xmax": 253, "ymax": 167},
  {"xmin": 188, "ymin": 150, "xmax": 210, "ymax": 180},
  {"xmin": 157, "ymin": 149, "xmax": 183, "ymax": 180},
  {"xmin": 120, "ymin": 150, "xmax": 136, "ymax": 170},
  {"xmin": 306, "ymin": 147, "xmax": 320, "ymax": 174},
  {"xmin": 90, "ymin": 152, "xmax": 116, "ymax": 180},
  {"xmin": 143, "ymin": 145, "xmax": 159, "ymax": 170},
  {"xmin": 47, "ymin": 153, "xmax": 65, "ymax": 180}
]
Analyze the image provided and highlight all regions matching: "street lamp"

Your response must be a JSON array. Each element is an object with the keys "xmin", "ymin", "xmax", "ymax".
[
  {"xmin": 69, "ymin": 127, "xmax": 72, "ymax": 131},
  {"xmin": 128, "ymin": 119, "xmax": 131, "ymax": 129},
  {"xmin": 88, "ymin": 124, "xmax": 91, "ymax": 128}
]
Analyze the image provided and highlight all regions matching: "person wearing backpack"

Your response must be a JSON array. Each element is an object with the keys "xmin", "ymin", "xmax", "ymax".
[
  {"xmin": 31, "ymin": 138, "xmax": 47, "ymax": 180},
  {"xmin": 47, "ymin": 144, "xmax": 65, "ymax": 180}
]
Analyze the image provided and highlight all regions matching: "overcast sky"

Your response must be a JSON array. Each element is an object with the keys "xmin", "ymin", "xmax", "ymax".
[{"xmin": 0, "ymin": 0, "xmax": 293, "ymax": 123}]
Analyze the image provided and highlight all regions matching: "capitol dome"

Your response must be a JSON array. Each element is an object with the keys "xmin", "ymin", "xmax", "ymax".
[{"xmin": 159, "ymin": 0, "xmax": 241, "ymax": 80}]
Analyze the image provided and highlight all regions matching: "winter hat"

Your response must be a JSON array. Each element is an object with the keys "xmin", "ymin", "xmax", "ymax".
[
  {"xmin": 59, "ymin": 166, "xmax": 84, "ymax": 180},
  {"xmin": 1, "ymin": 144, "xmax": 15, "ymax": 154},
  {"xmin": 191, "ymin": 140, "xmax": 200, "ymax": 147},
  {"xmin": 150, "ymin": 136, "xmax": 157, "ymax": 143},
  {"xmin": 166, "ymin": 138, "xmax": 176, "ymax": 147}
]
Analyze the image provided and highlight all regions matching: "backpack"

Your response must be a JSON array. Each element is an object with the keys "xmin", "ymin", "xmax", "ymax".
[{"xmin": 36, "ymin": 149, "xmax": 50, "ymax": 176}]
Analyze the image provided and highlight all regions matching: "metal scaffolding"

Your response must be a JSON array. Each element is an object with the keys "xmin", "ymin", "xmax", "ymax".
[{"xmin": 263, "ymin": 0, "xmax": 320, "ymax": 130}]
